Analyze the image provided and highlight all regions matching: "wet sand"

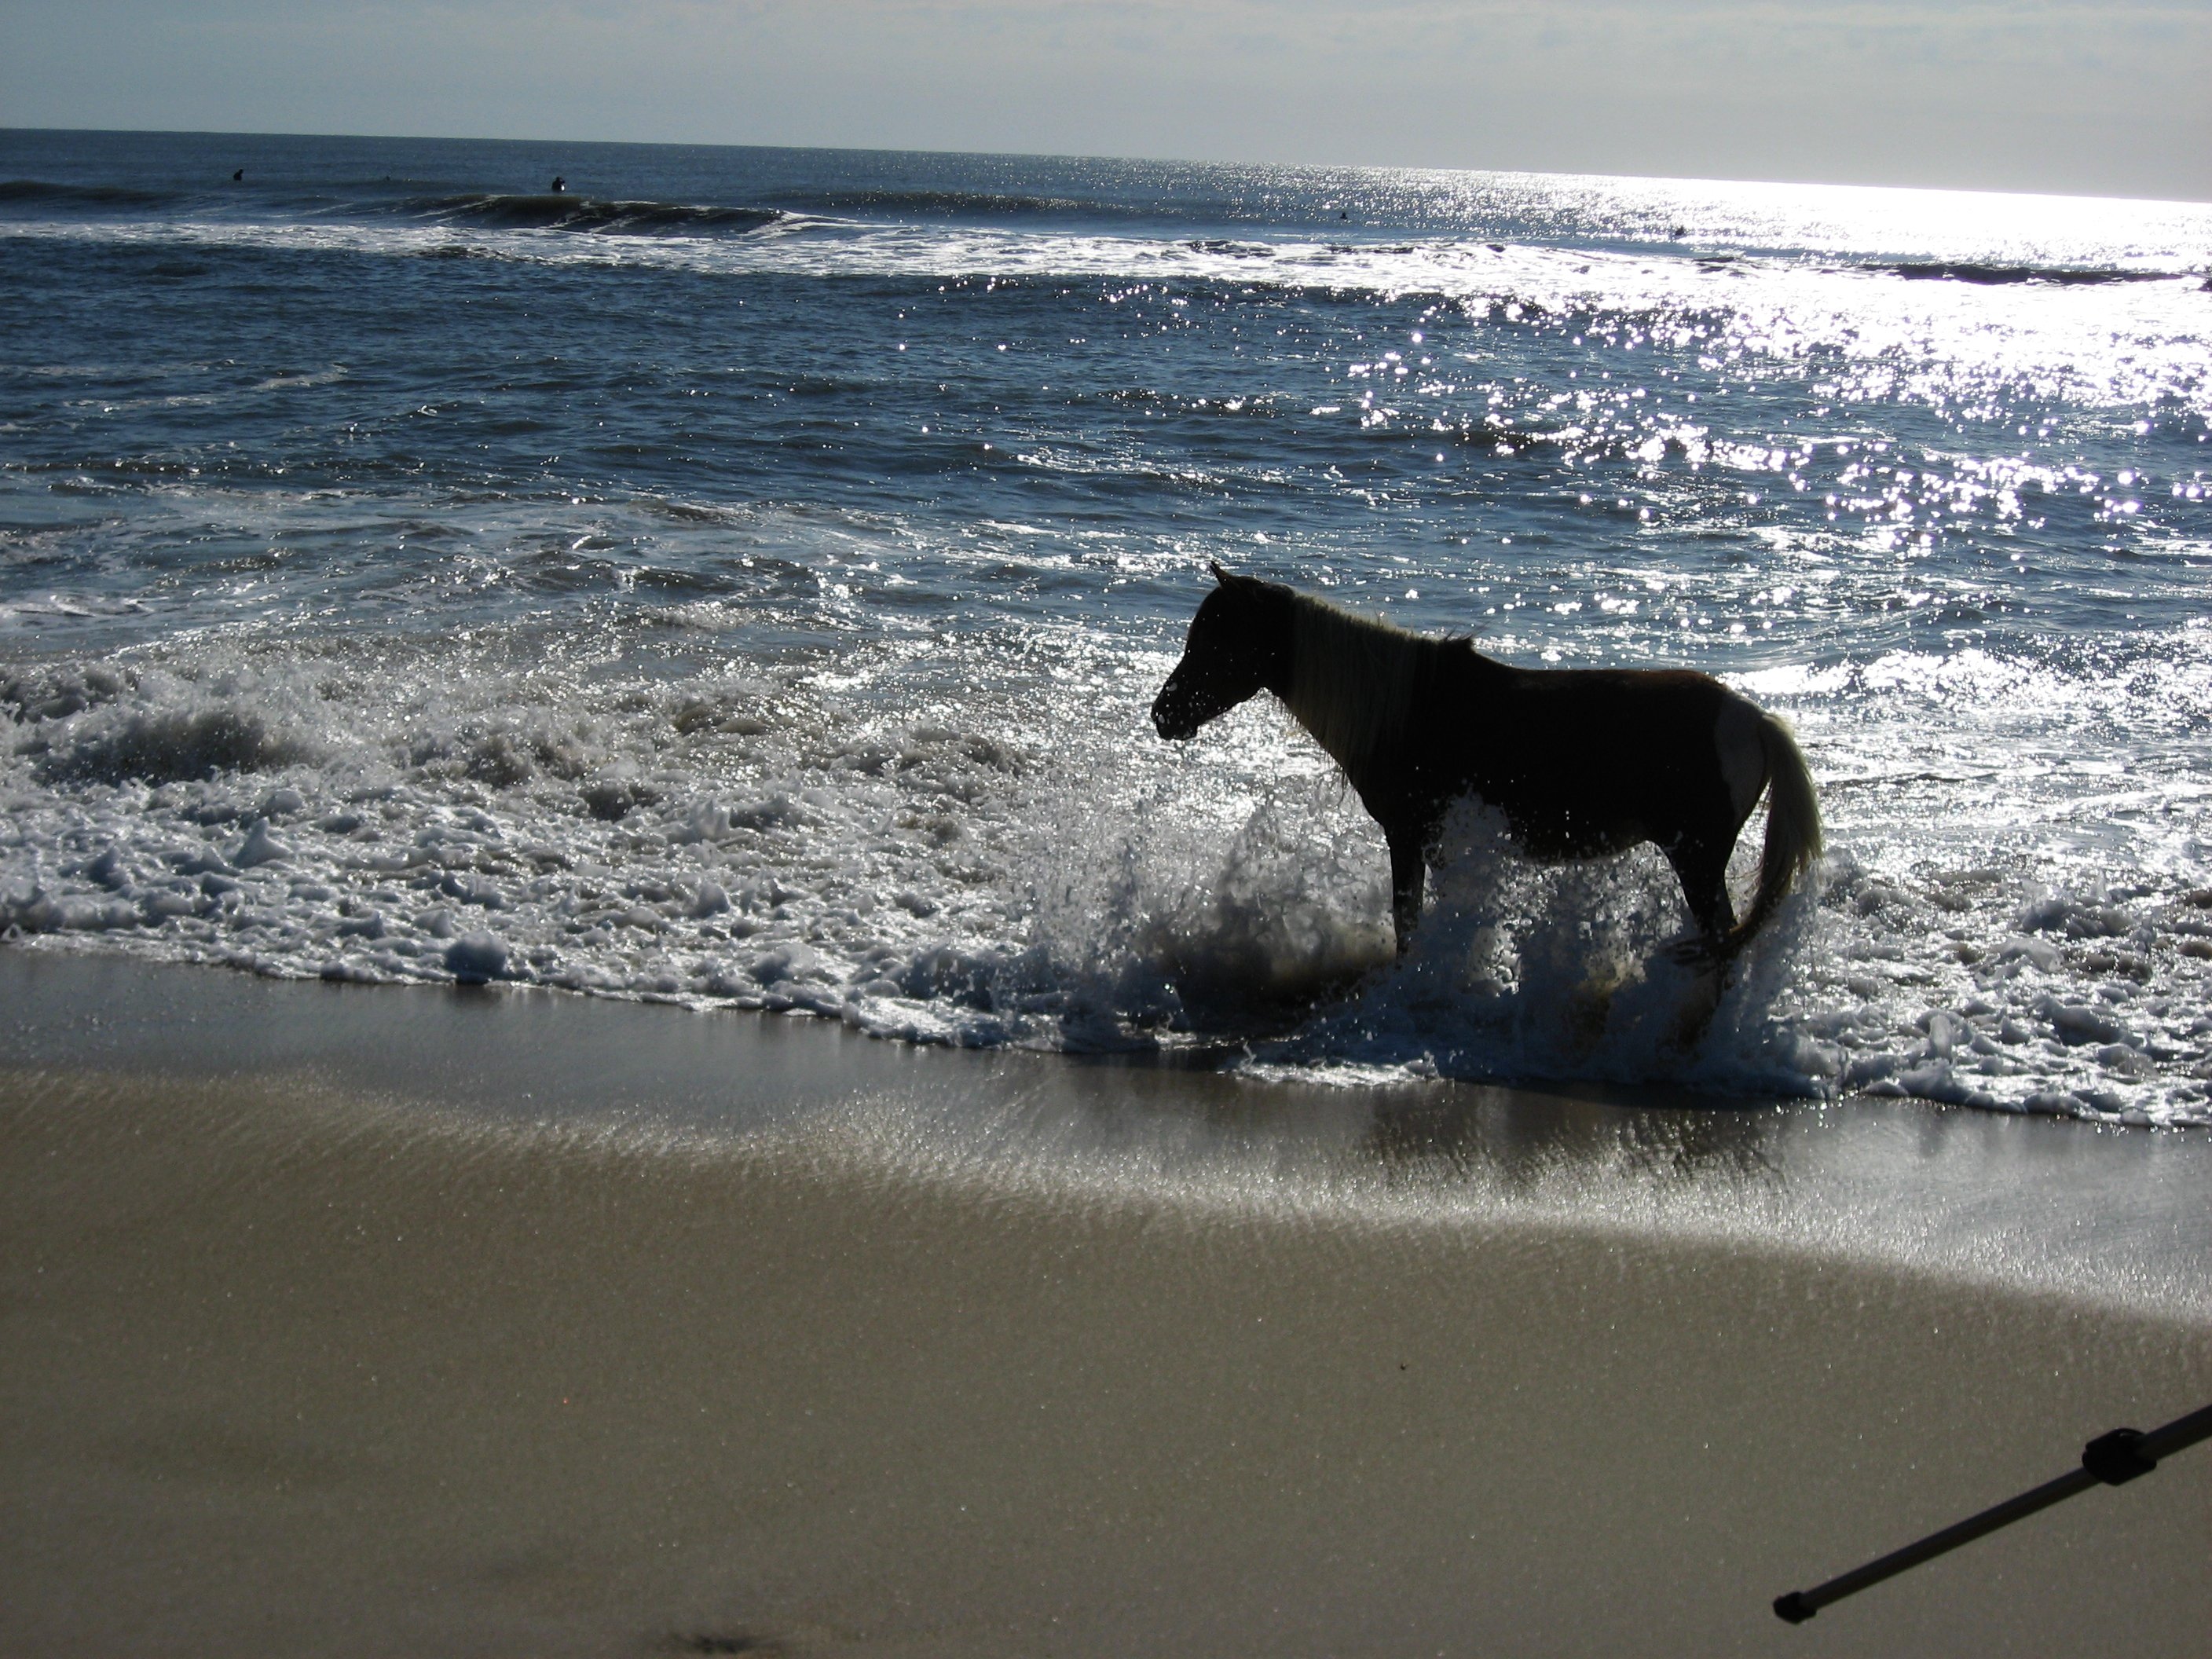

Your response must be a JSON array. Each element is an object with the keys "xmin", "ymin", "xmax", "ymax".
[{"xmin": 2, "ymin": 949, "xmax": 2208, "ymax": 1657}]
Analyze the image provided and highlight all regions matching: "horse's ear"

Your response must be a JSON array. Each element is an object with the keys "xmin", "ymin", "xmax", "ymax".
[{"xmin": 1209, "ymin": 560, "xmax": 1232, "ymax": 584}]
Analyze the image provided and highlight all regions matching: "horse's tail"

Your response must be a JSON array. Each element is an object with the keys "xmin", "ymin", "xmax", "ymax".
[{"xmin": 1723, "ymin": 712, "xmax": 1822, "ymax": 959}]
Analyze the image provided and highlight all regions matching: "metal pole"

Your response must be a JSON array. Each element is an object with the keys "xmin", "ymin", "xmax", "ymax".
[{"xmin": 1774, "ymin": 1401, "xmax": 2212, "ymax": 1624}]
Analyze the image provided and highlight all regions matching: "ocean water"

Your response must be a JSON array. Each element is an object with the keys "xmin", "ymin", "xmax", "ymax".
[{"xmin": 3, "ymin": 128, "xmax": 2209, "ymax": 1125}]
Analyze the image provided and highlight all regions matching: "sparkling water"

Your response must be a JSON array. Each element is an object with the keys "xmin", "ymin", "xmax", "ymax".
[{"xmin": 3, "ymin": 129, "xmax": 2208, "ymax": 1122}]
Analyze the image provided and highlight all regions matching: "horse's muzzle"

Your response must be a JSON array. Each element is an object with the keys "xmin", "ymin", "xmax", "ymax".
[
  {"xmin": 1151, "ymin": 682, "xmax": 1199, "ymax": 742},
  {"xmin": 1153, "ymin": 657, "xmax": 1258, "ymax": 740}
]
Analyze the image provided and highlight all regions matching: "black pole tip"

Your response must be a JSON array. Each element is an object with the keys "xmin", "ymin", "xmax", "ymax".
[{"xmin": 1774, "ymin": 1591, "xmax": 1817, "ymax": 1624}]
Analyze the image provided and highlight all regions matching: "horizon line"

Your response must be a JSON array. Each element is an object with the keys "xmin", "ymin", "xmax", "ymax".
[{"xmin": 6, "ymin": 123, "xmax": 2207, "ymax": 214}]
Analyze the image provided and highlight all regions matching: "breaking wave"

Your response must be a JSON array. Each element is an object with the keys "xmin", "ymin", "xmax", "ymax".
[
  {"xmin": 394, "ymin": 192, "xmax": 786, "ymax": 236},
  {"xmin": 1875, "ymin": 258, "xmax": 2188, "ymax": 286}
]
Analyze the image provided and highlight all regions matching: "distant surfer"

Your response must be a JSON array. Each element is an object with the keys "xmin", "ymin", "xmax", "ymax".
[
  {"xmin": 550, "ymin": 176, "xmax": 566, "ymax": 193},
  {"xmin": 233, "ymin": 169, "xmax": 244, "ymax": 181}
]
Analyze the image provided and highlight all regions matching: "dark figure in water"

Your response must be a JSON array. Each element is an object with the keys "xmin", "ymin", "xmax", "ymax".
[
  {"xmin": 233, "ymin": 169, "xmax": 244, "ymax": 181},
  {"xmin": 1151, "ymin": 566, "xmax": 1822, "ymax": 963},
  {"xmin": 550, "ymin": 176, "xmax": 566, "ymax": 193}
]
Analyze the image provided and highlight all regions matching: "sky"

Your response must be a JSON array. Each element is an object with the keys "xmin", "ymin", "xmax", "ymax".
[{"xmin": 4, "ymin": 0, "xmax": 2209, "ymax": 200}]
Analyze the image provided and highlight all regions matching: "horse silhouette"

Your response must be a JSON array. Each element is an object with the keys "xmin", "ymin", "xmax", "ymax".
[{"xmin": 1152, "ymin": 564, "xmax": 1821, "ymax": 964}]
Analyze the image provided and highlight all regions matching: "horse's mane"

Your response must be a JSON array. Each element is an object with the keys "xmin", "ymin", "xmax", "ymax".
[{"xmin": 1281, "ymin": 588, "xmax": 1436, "ymax": 777}]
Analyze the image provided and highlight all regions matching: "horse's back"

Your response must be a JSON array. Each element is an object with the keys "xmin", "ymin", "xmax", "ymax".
[
  {"xmin": 1495, "ymin": 662, "xmax": 1745, "ymax": 761},
  {"xmin": 1440, "ymin": 660, "xmax": 1758, "ymax": 853}
]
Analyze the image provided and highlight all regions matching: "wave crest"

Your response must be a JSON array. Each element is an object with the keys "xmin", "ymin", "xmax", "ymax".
[{"xmin": 399, "ymin": 192, "xmax": 786, "ymax": 236}]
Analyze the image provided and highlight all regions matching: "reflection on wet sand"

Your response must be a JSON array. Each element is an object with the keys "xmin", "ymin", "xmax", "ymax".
[
  {"xmin": 2, "ymin": 948, "xmax": 2207, "ymax": 1314},
  {"xmin": 1362, "ymin": 1082, "xmax": 1786, "ymax": 1190}
]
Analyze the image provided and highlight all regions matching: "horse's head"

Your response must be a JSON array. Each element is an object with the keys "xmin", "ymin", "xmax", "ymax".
[{"xmin": 1152, "ymin": 563, "xmax": 1287, "ymax": 741}]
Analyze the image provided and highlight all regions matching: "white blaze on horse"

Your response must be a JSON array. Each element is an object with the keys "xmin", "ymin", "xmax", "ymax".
[{"xmin": 1151, "ymin": 565, "xmax": 1822, "ymax": 965}]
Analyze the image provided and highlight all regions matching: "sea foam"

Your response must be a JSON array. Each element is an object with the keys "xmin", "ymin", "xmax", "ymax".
[{"xmin": 4, "ymin": 621, "xmax": 2208, "ymax": 1125}]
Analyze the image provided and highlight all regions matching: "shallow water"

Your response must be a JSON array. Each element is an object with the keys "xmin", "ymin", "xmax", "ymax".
[{"xmin": 3, "ymin": 130, "xmax": 2210, "ymax": 1122}]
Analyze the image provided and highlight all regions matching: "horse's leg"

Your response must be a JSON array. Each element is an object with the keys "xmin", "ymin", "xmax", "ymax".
[
  {"xmin": 1386, "ymin": 826, "xmax": 1426, "ymax": 954},
  {"xmin": 1663, "ymin": 832, "xmax": 1736, "ymax": 1043},
  {"xmin": 1664, "ymin": 832, "xmax": 1738, "ymax": 958}
]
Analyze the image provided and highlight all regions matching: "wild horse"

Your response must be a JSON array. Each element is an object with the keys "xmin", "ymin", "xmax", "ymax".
[{"xmin": 1152, "ymin": 566, "xmax": 1821, "ymax": 964}]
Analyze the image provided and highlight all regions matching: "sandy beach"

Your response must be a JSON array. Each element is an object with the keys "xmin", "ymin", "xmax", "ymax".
[{"xmin": 2, "ymin": 947, "xmax": 2208, "ymax": 1657}]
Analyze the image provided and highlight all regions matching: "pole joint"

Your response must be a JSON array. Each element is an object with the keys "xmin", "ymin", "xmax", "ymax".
[{"xmin": 2081, "ymin": 1428, "xmax": 2155, "ymax": 1486}]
